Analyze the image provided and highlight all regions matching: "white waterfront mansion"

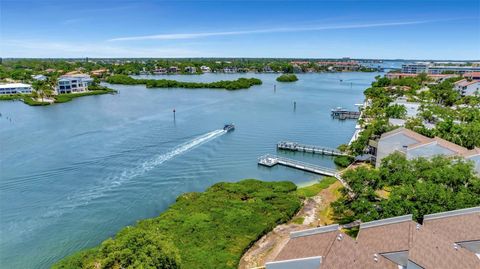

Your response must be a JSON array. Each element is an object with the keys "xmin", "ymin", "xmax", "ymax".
[{"xmin": 57, "ymin": 74, "xmax": 93, "ymax": 94}]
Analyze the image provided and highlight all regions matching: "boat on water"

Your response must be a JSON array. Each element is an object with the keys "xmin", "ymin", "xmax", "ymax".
[{"xmin": 223, "ymin": 124, "xmax": 235, "ymax": 132}]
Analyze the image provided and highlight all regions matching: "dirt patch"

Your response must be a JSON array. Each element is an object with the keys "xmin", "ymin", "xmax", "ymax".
[{"xmin": 238, "ymin": 181, "xmax": 343, "ymax": 269}]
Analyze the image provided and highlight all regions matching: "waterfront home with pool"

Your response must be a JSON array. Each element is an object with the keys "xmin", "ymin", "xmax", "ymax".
[
  {"xmin": 0, "ymin": 83, "xmax": 33, "ymax": 95},
  {"xmin": 57, "ymin": 74, "xmax": 93, "ymax": 94}
]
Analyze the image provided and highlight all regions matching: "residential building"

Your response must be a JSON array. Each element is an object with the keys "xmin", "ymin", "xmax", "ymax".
[
  {"xmin": 454, "ymin": 79, "xmax": 480, "ymax": 96},
  {"xmin": 316, "ymin": 61, "xmax": 360, "ymax": 71},
  {"xmin": 373, "ymin": 127, "xmax": 480, "ymax": 173},
  {"xmin": 168, "ymin": 66, "xmax": 179, "ymax": 73},
  {"xmin": 464, "ymin": 72, "xmax": 480, "ymax": 80},
  {"xmin": 200, "ymin": 66, "xmax": 211, "ymax": 73},
  {"xmin": 267, "ymin": 207, "xmax": 480, "ymax": 269},
  {"xmin": 0, "ymin": 83, "xmax": 33, "ymax": 94},
  {"xmin": 184, "ymin": 66, "xmax": 197, "ymax": 73},
  {"xmin": 290, "ymin": 61, "xmax": 311, "ymax": 66},
  {"xmin": 153, "ymin": 68, "xmax": 167, "ymax": 75},
  {"xmin": 223, "ymin": 67, "xmax": 237, "ymax": 73},
  {"xmin": 401, "ymin": 62, "xmax": 429, "ymax": 74},
  {"xmin": 57, "ymin": 74, "xmax": 93, "ymax": 94},
  {"xmin": 402, "ymin": 62, "xmax": 480, "ymax": 74},
  {"xmin": 385, "ymin": 73, "xmax": 456, "ymax": 82},
  {"xmin": 263, "ymin": 66, "xmax": 274, "ymax": 73},
  {"xmin": 32, "ymin": 74, "xmax": 47, "ymax": 81}
]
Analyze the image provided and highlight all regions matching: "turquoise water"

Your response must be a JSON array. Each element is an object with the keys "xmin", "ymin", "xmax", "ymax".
[{"xmin": 0, "ymin": 72, "xmax": 379, "ymax": 268}]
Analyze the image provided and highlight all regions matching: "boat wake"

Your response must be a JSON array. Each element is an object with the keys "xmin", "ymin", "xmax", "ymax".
[
  {"xmin": 5, "ymin": 129, "xmax": 228, "ymax": 241},
  {"xmin": 67, "ymin": 128, "xmax": 227, "ymax": 206}
]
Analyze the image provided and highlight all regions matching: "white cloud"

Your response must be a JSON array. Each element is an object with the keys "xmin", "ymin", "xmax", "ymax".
[
  {"xmin": 108, "ymin": 20, "xmax": 433, "ymax": 41},
  {"xmin": 1, "ymin": 40, "xmax": 200, "ymax": 58}
]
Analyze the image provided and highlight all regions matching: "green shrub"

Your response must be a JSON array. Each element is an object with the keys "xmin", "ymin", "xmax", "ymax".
[
  {"xmin": 53, "ymin": 179, "xmax": 301, "ymax": 269},
  {"xmin": 334, "ymin": 156, "xmax": 354, "ymax": 168},
  {"xmin": 106, "ymin": 75, "xmax": 262, "ymax": 90},
  {"xmin": 276, "ymin": 74, "xmax": 298, "ymax": 82}
]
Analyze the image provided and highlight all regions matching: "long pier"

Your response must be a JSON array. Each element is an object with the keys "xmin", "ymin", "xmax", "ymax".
[
  {"xmin": 258, "ymin": 154, "xmax": 354, "ymax": 194},
  {"xmin": 258, "ymin": 154, "xmax": 338, "ymax": 177},
  {"xmin": 277, "ymin": 141, "xmax": 348, "ymax": 156}
]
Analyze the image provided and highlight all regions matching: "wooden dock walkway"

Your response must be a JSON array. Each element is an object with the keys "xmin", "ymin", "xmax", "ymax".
[
  {"xmin": 277, "ymin": 141, "xmax": 348, "ymax": 156},
  {"xmin": 258, "ymin": 154, "xmax": 338, "ymax": 177},
  {"xmin": 331, "ymin": 109, "xmax": 360, "ymax": 120},
  {"xmin": 258, "ymin": 154, "xmax": 354, "ymax": 194}
]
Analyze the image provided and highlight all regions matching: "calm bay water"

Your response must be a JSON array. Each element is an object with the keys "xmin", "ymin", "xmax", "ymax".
[{"xmin": 0, "ymin": 72, "xmax": 379, "ymax": 268}]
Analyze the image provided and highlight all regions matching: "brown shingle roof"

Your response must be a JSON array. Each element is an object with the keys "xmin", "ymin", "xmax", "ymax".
[
  {"xmin": 357, "ymin": 215, "xmax": 414, "ymax": 253},
  {"xmin": 408, "ymin": 224, "xmax": 480, "ymax": 269},
  {"xmin": 423, "ymin": 207, "xmax": 480, "ymax": 243},
  {"xmin": 271, "ymin": 209, "xmax": 480, "ymax": 269},
  {"xmin": 321, "ymin": 233, "xmax": 397, "ymax": 269},
  {"xmin": 273, "ymin": 226, "xmax": 338, "ymax": 261}
]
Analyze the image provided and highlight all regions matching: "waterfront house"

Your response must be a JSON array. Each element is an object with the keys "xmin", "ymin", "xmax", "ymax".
[
  {"xmin": 153, "ymin": 68, "xmax": 167, "ymax": 75},
  {"xmin": 184, "ymin": 66, "xmax": 197, "ymax": 74},
  {"xmin": 32, "ymin": 74, "xmax": 47, "ymax": 81},
  {"xmin": 373, "ymin": 127, "xmax": 480, "ymax": 173},
  {"xmin": 453, "ymin": 79, "xmax": 480, "ymax": 96},
  {"xmin": 263, "ymin": 65, "xmax": 274, "ymax": 73},
  {"xmin": 223, "ymin": 67, "xmax": 237, "ymax": 73},
  {"xmin": 0, "ymin": 83, "xmax": 33, "ymax": 94},
  {"xmin": 56, "ymin": 74, "xmax": 93, "ymax": 94},
  {"xmin": 168, "ymin": 66, "xmax": 179, "ymax": 73},
  {"xmin": 266, "ymin": 207, "xmax": 480, "ymax": 269},
  {"xmin": 464, "ymin": 72, "xmax": 480, "ymax": 80},
  {"xmin": 200, "ymin": 66, "xmax": 211, "ymax": 73}
]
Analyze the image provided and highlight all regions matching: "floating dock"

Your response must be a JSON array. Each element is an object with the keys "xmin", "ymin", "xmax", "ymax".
[{"xmin": 277, "ymin": 141, "xmax": 348, "ymax": 156}]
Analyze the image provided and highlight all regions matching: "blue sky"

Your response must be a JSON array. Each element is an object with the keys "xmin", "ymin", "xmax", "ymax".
[{"xmin": 1, "ymin": 0, "xmax": 479, "ymax": 59}]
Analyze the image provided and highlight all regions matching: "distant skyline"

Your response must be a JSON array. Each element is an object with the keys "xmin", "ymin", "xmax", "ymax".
[{"xmin": 1, "ymin": 0, "xmax": 479, "ymax": 60}]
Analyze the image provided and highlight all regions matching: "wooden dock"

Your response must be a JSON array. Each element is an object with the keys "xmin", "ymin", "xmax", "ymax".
[
  {"xmin": 277, "ymin": 141, "xmax": 348, "ymax": 156},
  {"xmin": 258, "ymin": 154, "xmax": 338, "ymax": 177},
  {"xmin": 258, "ymin": 154, "xmax": 354, "ymax": 194},
  {"xmin": 331, "ymin": 109, "xmax": 360, "ymax": 120}
]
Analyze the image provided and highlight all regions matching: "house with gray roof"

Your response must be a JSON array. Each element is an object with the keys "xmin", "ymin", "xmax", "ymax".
[{"xmin": 374, "ymin": 127, "xmax": 480, "ymax": 174}]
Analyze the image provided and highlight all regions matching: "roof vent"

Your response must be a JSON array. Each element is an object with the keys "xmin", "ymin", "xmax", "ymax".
[
  {"xmin": 373, "ymin": 254, "xmax": 379, "ymax": 262},
  {"xmin": 336, "ymin": 234, "xmax": 344, "ymax": 241},
  {"xmin": 416, "ymin": 224, "xmax": 421, "ymax": 230},
  {"xmin": 453, "ymin": 243, "xmax": 459, "ymax": 251}
]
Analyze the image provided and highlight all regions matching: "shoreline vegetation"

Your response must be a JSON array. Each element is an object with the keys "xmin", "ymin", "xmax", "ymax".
[
  {"xmin": 105, "ymin": 74, "xmax": 262, "ymax": 90},
  {"xmin": 0, "ymin": 85, "xmax": 116, "ymax": 106},
  {"xmin": 276, "ymin": 74, "xmax": 298, "ymax": 82},
  {"xmin": 53, "ymin": 179, "xmax": 303, "ymax": 269}
]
